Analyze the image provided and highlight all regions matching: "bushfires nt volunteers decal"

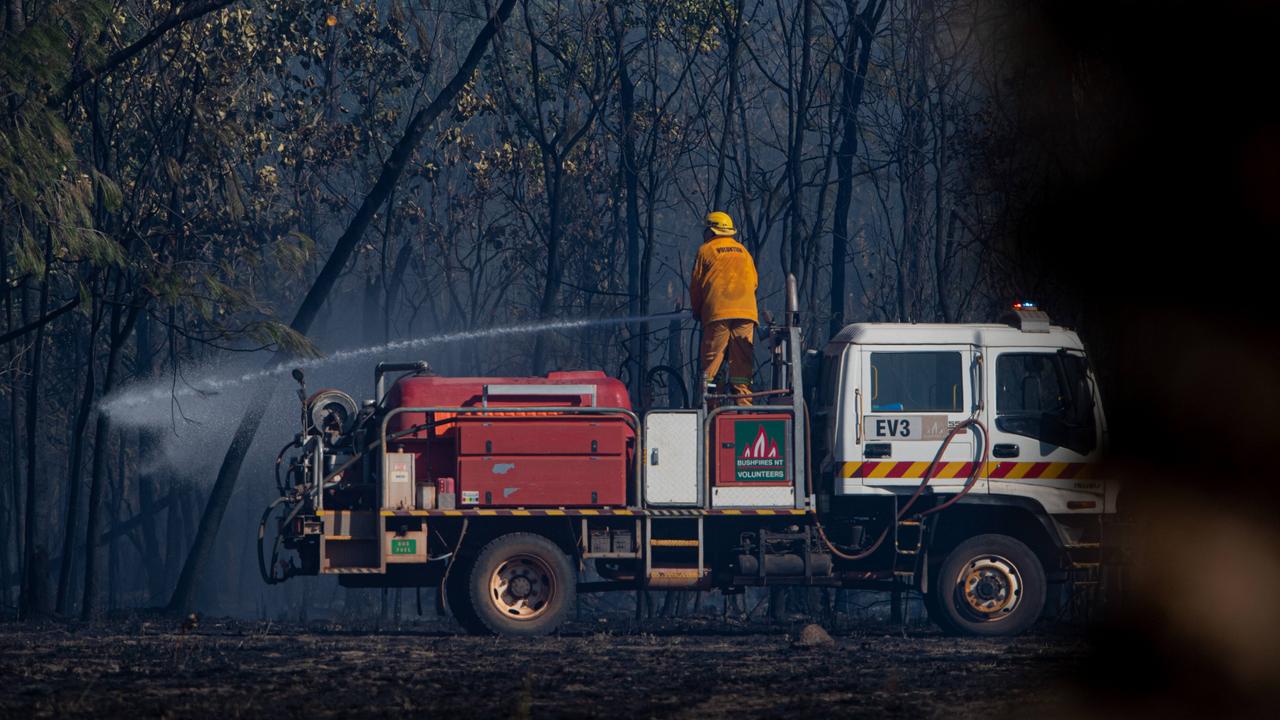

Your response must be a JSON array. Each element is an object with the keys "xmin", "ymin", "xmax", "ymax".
[{"xmin": 736, "ymin": 421, "xmax": 788, "ymax": 482}]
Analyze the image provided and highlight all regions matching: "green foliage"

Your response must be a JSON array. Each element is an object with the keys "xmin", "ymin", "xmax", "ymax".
[
  {"xmin": 0, "ymin": 0, "xmax": 120, "ymax": 279},
  {"xmin": 245, "ymin": 319, "xmax": 320, "ymax": 358}
]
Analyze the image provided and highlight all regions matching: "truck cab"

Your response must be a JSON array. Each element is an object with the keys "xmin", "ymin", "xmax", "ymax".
[{"xmin": 815, "ymin": 304, "xmax": 1113, "ymax": 634}]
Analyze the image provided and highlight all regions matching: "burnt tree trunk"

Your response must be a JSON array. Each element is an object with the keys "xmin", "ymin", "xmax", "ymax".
[
  {"xmin": 80, "ymin": 299, "xmax": 140, "ymax": 618},
  {"xmin": 529, "ymin": 163, "xmax": 564, "ymax": 376},
  {"xmin": 166, "ymin": 0, "xmax": 517, "ymax": 614},
  {"xmin": 609, "ymin": 4, "xmax": 644, "ymax": 404},
  {"xmin": 830, "ymin": 0, "xmax": 886, "ymax": 337},
  {"xmin": 711, "ymin": 0, "xmax": 744, "ymax": 208},
  {"xmin": 667, "ymin": 317, "xmax": 684, "ymax": 407},
  {"xmin": 55, "ymin": 290, "xmax": 105, "ymax": 614},
  {"xmin": 785, "ymin": 0, "xmax": 814, "ymax": 280},
  {"xmin": 134, "ymin": 314, "xmax": 166, "ymax": 603},
  {"xmin": 0, "ymin": 221, "xmax": 16, "ymax": 610},
  {"xmin": 19, "ymin": 230, "xmax": 53, "ymax": 619}
]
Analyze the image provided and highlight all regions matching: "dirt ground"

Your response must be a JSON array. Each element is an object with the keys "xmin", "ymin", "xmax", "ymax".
[{"xmin": 0, "ymin": 615, "xmax": 1093, "ymax": 719}]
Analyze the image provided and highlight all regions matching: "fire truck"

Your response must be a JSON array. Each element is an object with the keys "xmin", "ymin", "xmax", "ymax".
[{"xmin": 261, "ymin": 277, "xmax": 1112, "ymax": 637}]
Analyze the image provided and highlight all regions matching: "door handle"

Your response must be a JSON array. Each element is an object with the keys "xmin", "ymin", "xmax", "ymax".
[
  {"xmin": 993, "ymin": 443, "xmax": 1020, "ymax": 459},
  {"xmin": 864, "ymin": 443, "xmax": 892, "ymax": 459}
]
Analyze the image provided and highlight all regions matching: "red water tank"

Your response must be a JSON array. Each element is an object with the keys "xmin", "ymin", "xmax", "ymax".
[{"xmin": 382, "ymin": 371, "xmax": 633, "ymax": 507}]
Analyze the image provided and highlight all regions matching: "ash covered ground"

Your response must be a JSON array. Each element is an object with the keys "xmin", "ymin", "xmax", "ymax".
[{"xmin": 0, "ymin": 615, "xmax": 1093, "ymax": 719}]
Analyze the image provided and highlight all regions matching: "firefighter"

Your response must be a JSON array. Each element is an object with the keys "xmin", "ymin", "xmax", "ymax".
[{"xmin": 690, "ymin": 211, "xmax": 758, "ymax": 405}]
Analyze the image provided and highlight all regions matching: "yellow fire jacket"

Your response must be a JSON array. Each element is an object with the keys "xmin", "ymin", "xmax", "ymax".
[{"xmin": 690, "ymin": 235, "xmax": 758, "ymax": 324}]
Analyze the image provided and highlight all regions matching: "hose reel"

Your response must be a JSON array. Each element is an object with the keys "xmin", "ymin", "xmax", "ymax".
[{"xmin": 306, "ymin": 388, "xmax": 358, "ymax": 444}]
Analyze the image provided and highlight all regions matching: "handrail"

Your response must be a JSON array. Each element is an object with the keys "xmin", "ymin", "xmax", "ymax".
[{"xmin": 702, "ymin": 388, "xmax": 793, "ymax": 400}]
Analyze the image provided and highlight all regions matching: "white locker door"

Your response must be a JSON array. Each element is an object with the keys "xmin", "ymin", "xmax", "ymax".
[{"xmin": 643, "ymin": 411, "xmax": 701, "ymax": 506}]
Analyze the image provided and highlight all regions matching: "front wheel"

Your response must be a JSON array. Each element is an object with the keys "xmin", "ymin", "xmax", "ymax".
[
  {"xmin": 467, "ymin": 533, "xmax": 576, "ymax": 636},
  {"xmin": 927, "ymin": 534, "xmax": 1046, "ymax": 637}
]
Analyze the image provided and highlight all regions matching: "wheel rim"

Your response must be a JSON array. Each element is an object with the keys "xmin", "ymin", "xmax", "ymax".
[
  {"xmin": 488, "ymin": 554, "xmax": 556, "ymax": 620},
  {"xmin": 953, "ymin": 553, "xmax": 1023, "ymax": 622}
]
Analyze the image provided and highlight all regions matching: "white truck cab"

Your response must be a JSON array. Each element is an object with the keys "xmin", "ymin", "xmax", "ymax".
[{"xmin": 813, "ymin": 305, "xmax": 1114, "ymax": 634}]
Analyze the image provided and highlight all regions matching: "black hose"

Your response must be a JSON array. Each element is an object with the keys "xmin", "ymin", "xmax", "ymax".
[
  {"xmin": 257, "ymin": 497, "xmax": 288, "ymax": 585},
  {"xmin": 438, "ymin": 518, "xmax": 469, "ymax": 615},
  {"xmin": 257, "ymin": 487, "xmax": 316, "ymax": 585},
  {"xmin": 646, "ymin": 365, "xmax": 689, "ymax": 409},
  {"xmin": 274, "ymin": 438, "xmax": 300, "ymax": 496}
]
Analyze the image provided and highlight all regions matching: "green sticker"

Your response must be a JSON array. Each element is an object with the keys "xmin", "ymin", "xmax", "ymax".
[
  {"xmin": 390, "ymin": 538, "xmax": 417, "ymax": 555},
  {"xmin": 734, "ymin": 420, "xmax": 787, "ymax": 482}
]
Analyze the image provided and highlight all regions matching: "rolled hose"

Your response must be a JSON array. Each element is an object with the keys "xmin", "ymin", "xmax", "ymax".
[{"xmin": 815, "ymin": 417, "xmax": 989, "ymax": 561}]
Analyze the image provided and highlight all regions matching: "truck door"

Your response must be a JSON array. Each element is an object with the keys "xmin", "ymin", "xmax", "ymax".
[
  {"xmin": 856, "ymin": 346, "xmax": 981, "ymax": 492},
  {"xmin": 982, "ymin": 348, "xmax": 1104, "ymax": 512}
]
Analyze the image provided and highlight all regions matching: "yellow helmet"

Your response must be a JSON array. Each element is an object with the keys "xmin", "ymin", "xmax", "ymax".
[{"xmin": 704, "ymin": 210, "xmax": 736, "ymax": 236}]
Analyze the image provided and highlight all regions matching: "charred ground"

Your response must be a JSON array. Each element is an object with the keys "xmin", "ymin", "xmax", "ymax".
[{"xmin": 0, "ymin": 616, "xmax": 1090, "ymax": 719}]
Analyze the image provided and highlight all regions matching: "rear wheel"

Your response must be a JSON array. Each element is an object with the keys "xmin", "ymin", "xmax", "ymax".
[
  {"xmin": 467, "ymin": 533, "xmax": 575, "ymax": 636},
  {"xmin": 927, "ymin": 534, "xmax": 1046, "ymax": 637}
]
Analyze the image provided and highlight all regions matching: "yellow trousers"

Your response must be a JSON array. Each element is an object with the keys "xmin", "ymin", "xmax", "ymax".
[{"xmin": 701, "ymin": 319, "xmax": 755, "ymax": 405}]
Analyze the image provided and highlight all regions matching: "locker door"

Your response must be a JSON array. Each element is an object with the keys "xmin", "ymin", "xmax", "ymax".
[{"xmin": 643, "ymin": 411, "xmax": 702, "ymax": 506}]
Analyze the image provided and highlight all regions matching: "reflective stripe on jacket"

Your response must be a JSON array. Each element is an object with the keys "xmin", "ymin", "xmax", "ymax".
[{"xmin": 690, "ymin": 235, "xmax": 758, "ymax": 324}]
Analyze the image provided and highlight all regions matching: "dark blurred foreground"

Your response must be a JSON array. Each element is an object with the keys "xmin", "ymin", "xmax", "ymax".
[
  {"xmin": 1016, "ymin": 0, "xmax": 1280, "ymax": 716},
  {"xmin": 0, "ymin": 616, "xmax": 1090, "ymax": 719}
]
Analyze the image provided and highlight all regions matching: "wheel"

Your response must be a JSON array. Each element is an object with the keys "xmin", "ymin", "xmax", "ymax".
[
  {"xmin": 445, "ymin": 555, "xmax": 485, "ymax": 633},
  {"xmin": 927, "ymin": 534, "xmax": 1046, "ymax": 637},
  {"xmin": 467, "ymin": 532, "xmax": 576, "ymax": 636},
  {"xmin": 922, "ymin": 583, "xmax": 959, "ymax": 634}
]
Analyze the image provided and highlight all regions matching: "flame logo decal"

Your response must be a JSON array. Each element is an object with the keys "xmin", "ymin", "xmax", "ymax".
[{"xmin": 741, "ymin": 424, "xmax": 779, "ymax": 459}]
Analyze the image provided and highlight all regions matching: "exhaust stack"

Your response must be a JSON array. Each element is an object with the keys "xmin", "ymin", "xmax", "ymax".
[{"xmin": 785, "ymin": 273, "xmax": 800, "ymax": 327}]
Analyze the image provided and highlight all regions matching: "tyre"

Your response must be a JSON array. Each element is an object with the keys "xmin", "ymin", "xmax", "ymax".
[
  {"xmin": 927, "ymin": 534, "xmax": 1046, "ymax": 637},
  {"xmin": 922, "ymin": 582, "xmax": 959, "ymax": 634},
  {"xmin": 467, "ymin": 532, "xmax": 576, "ymax": 636}
]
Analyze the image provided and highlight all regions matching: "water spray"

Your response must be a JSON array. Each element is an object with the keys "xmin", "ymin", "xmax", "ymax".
[{"xmin": 101, "ymin": 309, "xmax": 691, "ymax": 418}]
